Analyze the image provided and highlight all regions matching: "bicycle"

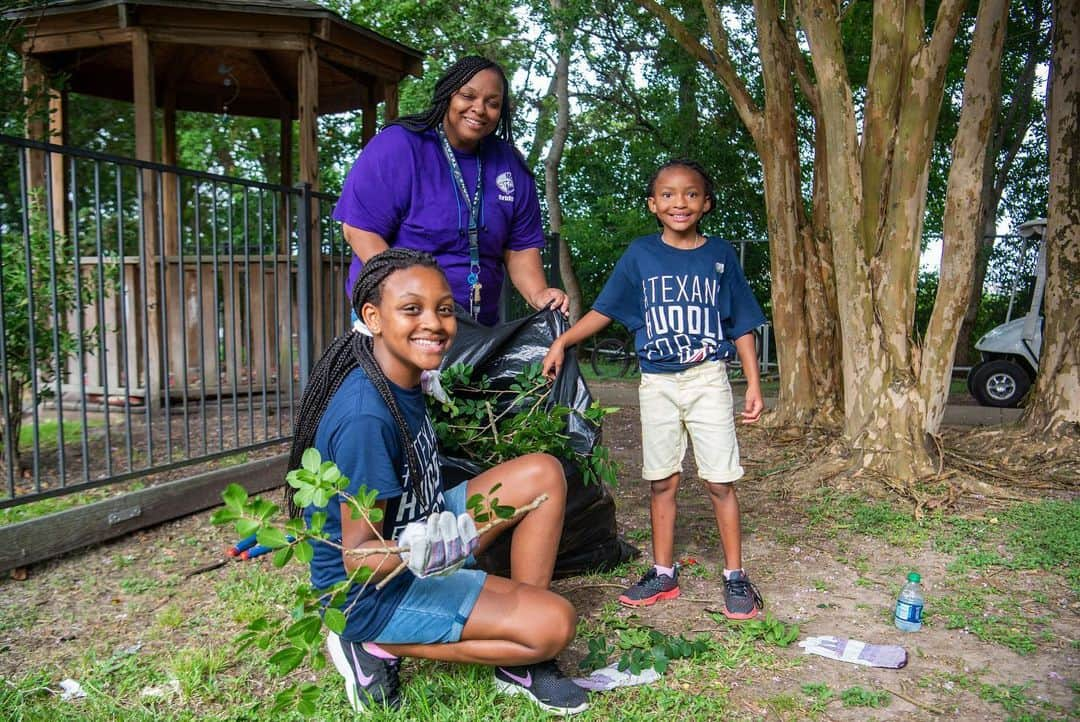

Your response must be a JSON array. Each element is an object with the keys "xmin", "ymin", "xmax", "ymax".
[{"xmin": 589, "ymin": 336, "xmax": 638, "ymax": 378}]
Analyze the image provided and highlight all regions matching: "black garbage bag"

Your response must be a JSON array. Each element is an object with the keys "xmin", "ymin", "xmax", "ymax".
[{"xmin": 439, "ymin": 308, "xmax": 638, "ymax": 579}]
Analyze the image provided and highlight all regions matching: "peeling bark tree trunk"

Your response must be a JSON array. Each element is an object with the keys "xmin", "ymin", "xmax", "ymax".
[
  {"xmin": 800, "ymin": 0, "xmax": 1009, "ymax": 477},
  {"xmin": 1023, "ymin": 0, "xmax": 1080, "ymax": 434},
  {"xmin": 956, "ymin": 0, "xmax": 1047, "ymax": 365},
  {"xmin": 544, "ymin": 0, "xmax": 584, "ymax": 322}
]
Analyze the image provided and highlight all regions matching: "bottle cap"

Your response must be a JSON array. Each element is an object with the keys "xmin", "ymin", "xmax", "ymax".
[{"xmin": 908, "ymin": 572, "xmax": 921, "ymax": 583}]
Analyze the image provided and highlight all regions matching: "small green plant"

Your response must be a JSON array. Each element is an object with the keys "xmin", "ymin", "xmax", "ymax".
[
  {"xmin": 429, "ymin": 362, "xmax": 619, "ymax": 486},
  {"xmin": 580, "ymin": 626, "xmax": 713, "ymax": 675},
  {"xmin": 711, "ymin": 612, "xmax": 800, "ymax": 647},
  {"xmin": 801, "ymin": 682, "xmax": 835, "ymax": 715},
  {"xmin": 839, "ymin": 685, "xmax": 891, "ymax": 708}
]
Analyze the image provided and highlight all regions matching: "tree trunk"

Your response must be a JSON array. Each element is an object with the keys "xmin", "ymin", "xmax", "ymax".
[
  {"xmin": 922, "ymin": 0, "xmax": 1011, "ymax": 433},
  {"xmin": 799, "ymin": 0, "xmax": 992, "ymax": 478},
  {"xmin": 753, "ymin": 0, "xmax": 843, "ymax": 427},
  {"xmin": 955, "ymin": 2, "xmax": 1047, "ymax": 365},
  {"xmin": 1023, "ymin": 0, "xmax": 1080, "ymax": 434},
  {"xmin": 544, "ymin": 0, "xmax": 584, "ymax": 323}
]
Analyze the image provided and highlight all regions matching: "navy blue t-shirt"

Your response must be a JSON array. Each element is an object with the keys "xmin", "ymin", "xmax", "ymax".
[
  {"xmin": 593, "ymin": 234, "xmax": 766, "ymax": 373},
  {"xmin": 305, "ymin": 366, "xmax": 446, "ymax": 642}
]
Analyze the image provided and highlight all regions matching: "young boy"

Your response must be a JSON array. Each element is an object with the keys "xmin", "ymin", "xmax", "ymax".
[{"xmin": 542, "ymin": 159, "xmax": 765, "ymax": 619}]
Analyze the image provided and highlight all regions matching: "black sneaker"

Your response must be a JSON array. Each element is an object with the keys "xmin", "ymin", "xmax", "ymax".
[
  {"xmin": 494, "ymin": 660, "xmax": 589, "ymax": 715},
  {"xmin": 618, "ymin": 566, "xmax": 680, "ymax": 607},
  {"xmin": 722, "ymin": 569, "xmax": 764, "ymax": 619},
  {"xmin": 325, "ymin": 631, "xmax": 402, "ymax": 711}
]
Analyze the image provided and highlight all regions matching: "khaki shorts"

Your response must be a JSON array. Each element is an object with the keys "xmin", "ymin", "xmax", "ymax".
[{"xmin": 638, "ymin": 361, "xmax": 744, "ymax": 484}]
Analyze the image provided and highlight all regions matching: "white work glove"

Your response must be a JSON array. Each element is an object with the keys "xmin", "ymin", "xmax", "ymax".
[
  {"xmin": 797, "ymin": 635, "xmax": 908, "ymax": 669},
  {"xmin": 397, "ymin": 511, "xmax": 478, "ymax": 578}
]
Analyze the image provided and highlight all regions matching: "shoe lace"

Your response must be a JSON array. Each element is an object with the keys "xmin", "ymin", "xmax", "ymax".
[{"xmin": 726, "ymin": 576, "xmax": 765, "ymax": 610}]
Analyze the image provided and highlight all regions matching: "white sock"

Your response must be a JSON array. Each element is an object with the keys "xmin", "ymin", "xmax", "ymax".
[
  {"xmin": 723, "ymin": 568, "xmax": 742, "ymax": 580},
  {"xmin": 654, "ymin": 564, "xmax": 675, "ymax": 577}
]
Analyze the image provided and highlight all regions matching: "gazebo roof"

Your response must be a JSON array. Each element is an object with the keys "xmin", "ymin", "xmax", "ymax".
[{"xmin": 4, "ymin": 0, "xmax": 424, "ymax": 118}]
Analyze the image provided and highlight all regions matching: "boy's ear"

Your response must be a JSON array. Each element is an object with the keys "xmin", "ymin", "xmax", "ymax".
[{"xmin": 646, "ymin": 196, "xmax": 658, "ymax": 215}]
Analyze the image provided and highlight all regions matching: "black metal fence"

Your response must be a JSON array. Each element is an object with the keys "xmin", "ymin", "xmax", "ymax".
[{"xmin": 0, "ymin": 134, "xmax": 357, "ymax": 510}]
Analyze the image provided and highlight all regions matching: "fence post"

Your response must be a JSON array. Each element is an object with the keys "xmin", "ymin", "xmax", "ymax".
[{"xmin": 296, "ymin": 182, "xmax": 314, "ymax": 391}]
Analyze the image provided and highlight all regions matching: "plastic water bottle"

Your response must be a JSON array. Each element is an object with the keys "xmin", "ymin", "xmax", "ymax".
[{"xmin": 894, "ymin": 572, "xmax": 924, "ymax": 632}]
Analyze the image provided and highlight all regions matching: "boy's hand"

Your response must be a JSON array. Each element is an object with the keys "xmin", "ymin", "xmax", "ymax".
[
  {"xmin": 741, "ymin": 384, "xmax": 764, "ymax": 424},
  {"xmin": 542, "ymin": 340, "xmax": 566, "ymax": 380}
]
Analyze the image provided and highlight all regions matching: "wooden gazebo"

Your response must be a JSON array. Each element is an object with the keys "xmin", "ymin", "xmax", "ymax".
[
  {"xmin": 5, "ymin": 0, "xmax": 423, "ymax": 406},
  {"xmin": 9, "ymin": 0, "xmax": 422, "ymax": 187}
]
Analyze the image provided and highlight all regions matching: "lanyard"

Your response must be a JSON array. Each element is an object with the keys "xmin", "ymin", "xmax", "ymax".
[{"xmin": 436, "ymin": 124, "xmax": 484, "ymax": 319}]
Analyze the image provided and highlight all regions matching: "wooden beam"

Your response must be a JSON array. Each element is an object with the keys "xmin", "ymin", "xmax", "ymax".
[
  {"xmin": 280, "ymin": 108, "xmax": 293, "ymax": 253},
  {"xmin": 362, "ymin": 96, "xmax": 376, "ymax": 145},
  {"xmin": 132, "ymin": 28, "xmax": 164, "ymax": 410},
  {"xmin": 147, "ymin": 29, "xmax": 305, "ymax": 51},
  {"xmin": 22, "ymin": 27, "xmax": 132, "ymax": 54},
  {"xmin": 298, "ymin": 40, "xmax": 319, "ymax": 191},
  {"xmin": 23, "ymin": 56, "xmax": 47, "ymax": 192},
  {"xmin": 384, "ymin": 82, "xmax": 399, "ymax": 121},
  {"xmin": 317, "ymin": 40, "xmax": 407, "ymax": 82},
  {"xmin": 48, "ymin": 88, "xmax": 68, "ymax": 240},
  {"xmin": 298, "ymin": 39, "xmax": 323, "ymax": 350},
  {"xmin": 0, "ymin": 454, "xmax": 289, "ymax": 573},
  {"xmin": 253, "ymin": 50, "xmax": 295, "ymax": 104}
]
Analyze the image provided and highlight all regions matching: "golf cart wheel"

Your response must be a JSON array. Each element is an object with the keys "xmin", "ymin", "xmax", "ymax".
[{"xmin": 969, "ymin": 359, "xmax": 1031, "ymax": 408}]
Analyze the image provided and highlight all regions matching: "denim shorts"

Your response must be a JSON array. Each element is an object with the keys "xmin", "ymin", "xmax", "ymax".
[{"xmin": 372, "ymin": 481, "xmax": 488, "ymax": 645}]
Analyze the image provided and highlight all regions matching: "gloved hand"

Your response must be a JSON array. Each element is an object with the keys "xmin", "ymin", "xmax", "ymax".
[{"xmin": 397, "ymin": 511, "xmax": 479, "ymax": 578}]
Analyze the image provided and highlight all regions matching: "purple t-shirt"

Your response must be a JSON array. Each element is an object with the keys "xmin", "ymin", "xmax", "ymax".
[{"xmin": 333, "ymin": 125, "xmax": 545, "ymax": 326}]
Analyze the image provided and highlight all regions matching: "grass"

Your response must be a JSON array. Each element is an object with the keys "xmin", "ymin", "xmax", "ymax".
[
  {"xmin": 0, "ymin": 481, "xmax": 148, "ymax": 526},
  {"xmin": 807, "ymin": 491, "xmax": 1080, "ymax": 657},
  {"xmin": 2, "ymin": 485, "xmax": 1076, "ymax": 720},
  {"xmin": 18, "ymin": 418, "xmax": 105, "ymax": 452}
]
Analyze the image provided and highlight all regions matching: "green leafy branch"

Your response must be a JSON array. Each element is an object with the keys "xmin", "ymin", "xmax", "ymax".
[
  {"xmin": 580, "ymin": 626, "xmax": 714, "ymax": 675},
  {"xmin": 210, "ymin": 449, "xmax": 543, "ymax": 716},
  {"xmin": 708, "ymin": 611, "xmax": 801, "ymax": 647},
  {"xmin": 429, "ymin": 362, "xmax": 619, "ymax": 486}
]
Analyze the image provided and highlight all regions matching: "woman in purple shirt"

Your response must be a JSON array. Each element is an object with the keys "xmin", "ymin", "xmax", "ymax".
[{"xmin": 334, "ymin": 56, "xmax": 569, "ymax": 326}]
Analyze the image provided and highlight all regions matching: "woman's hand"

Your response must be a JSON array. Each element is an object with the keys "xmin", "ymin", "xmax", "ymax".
[{"xmin": 531, "ymin": 287, "xmax": 570, "ymax": 316}]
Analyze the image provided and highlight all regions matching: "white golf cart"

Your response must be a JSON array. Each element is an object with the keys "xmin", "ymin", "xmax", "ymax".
[{"xmin": 966, "ymin": 218, "xmax": 1045, "ymax": 407}]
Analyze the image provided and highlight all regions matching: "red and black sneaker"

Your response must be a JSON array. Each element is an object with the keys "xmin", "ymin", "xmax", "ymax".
[{"xmin": 618, "ymin": 566, "xmax": 680, "ymax": 607}]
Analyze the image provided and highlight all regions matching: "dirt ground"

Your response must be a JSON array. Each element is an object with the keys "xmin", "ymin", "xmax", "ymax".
[{"xmin": 0, "ymin": 380, "xmax": 1076, "ymax": 721}]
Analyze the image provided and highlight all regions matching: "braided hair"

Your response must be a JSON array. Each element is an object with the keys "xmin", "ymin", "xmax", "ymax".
[
  {"xmin": 286, "ymin": 248, "xmax": 446, "ymax": 518},
  {"xmin": 646, "ymin": 158, "xmax": 717, "ymax": 232},
  {"xmin": 389, "ymin": 55, "xmax": 514, "ymax": 144}
]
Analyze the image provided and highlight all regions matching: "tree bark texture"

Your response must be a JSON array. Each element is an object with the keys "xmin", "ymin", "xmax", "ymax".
[
  {"xmin": 923, "ymin": 0, "xmax": 1011, "ymax": 432},
  {"xmin": 544, "ymin": 0, "xmax": 585, "ymax": 323},
  {"xmin": 956, "ymin": 0, "xmax": 1047, "ymax": 365},
  {"xmin": 1023, "ymin": 0, "xmax": 1080, "ymax": 433},
  {"xmin": 800, "ymin": 0, "xmax": 1007, "ymax": 477}
]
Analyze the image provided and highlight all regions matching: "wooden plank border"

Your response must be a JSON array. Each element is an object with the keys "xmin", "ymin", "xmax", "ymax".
[{"xmin": 0, "ymin": 453, "xmax": 288, "ymax": 573}]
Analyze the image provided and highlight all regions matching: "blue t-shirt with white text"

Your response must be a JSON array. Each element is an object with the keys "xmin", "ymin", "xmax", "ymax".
[
  {"xmin": 305, "ymin": 366, "xmax": 446, "ymax": 642},
  {"xmin": 592, "ymin": 234, "xmax": 766, "ymax": 374}
]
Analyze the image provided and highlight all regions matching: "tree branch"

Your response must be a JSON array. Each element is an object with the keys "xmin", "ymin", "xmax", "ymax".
[{"xmin": 631, "ymin": 0, "xmax": 763, "ymax": 137}]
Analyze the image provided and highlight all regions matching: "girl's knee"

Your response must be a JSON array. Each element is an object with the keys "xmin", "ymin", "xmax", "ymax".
[
  {"xmin": 528, "ymin": 453, "xmax": 567, "ymax": 497},
  {"xmin": 537, "ymin": 596, "xmax": 577, "ymax": 657}
]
